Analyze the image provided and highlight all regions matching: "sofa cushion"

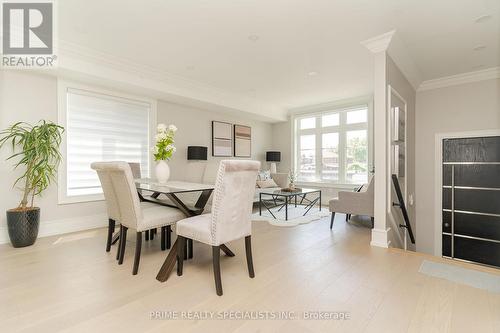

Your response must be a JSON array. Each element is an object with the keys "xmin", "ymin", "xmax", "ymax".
[
  {"xmin": 202, "ymin": 162, "xmax": 219, "ymax": 184},
  {"xmin": 183, "ymin": 162, "xmax": 206, "ymax": 183}
]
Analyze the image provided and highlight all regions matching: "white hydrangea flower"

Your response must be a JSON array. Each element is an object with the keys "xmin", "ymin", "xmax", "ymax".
[
  {"xmin": 155, "ymin": 132, "xmax": 167, "ymax": 142},
  {"xmin": 168, "ymin": 124, "xmax": 178, "ymax": 132},
  {"xmin": 157, "ymin": 123, "xmax": 167, "ymax": 133}
]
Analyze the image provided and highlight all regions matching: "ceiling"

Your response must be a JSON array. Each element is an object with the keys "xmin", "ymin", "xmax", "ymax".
[{"xmin": 57, "ymin": 0, "xmax": 500, "ymax": 120}]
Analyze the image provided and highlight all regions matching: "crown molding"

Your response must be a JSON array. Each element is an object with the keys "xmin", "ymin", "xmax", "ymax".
[
  {"xmin": 418, "ymin": 67, "xmax": 500, "ymax": 91},
  {"xmin": 361, "ymin": 30, "xmax": 395, "ymax": 53},
  {"xmin": 52, "ymin": 40, "xmax": 287, "ymax": 122}
]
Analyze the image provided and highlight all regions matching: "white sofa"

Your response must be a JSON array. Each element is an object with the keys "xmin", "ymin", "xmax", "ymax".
[{"xmin": 181, "ymin": 161, "xmax": 289, "ymax": 202}]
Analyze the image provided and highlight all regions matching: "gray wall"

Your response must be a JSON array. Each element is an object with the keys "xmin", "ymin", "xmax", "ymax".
[
  {"xmin": 415, "ymin": 78, "xmax": 500, "ymax": 254},
  {"xmin": 386, "ymin": 56, "xmax": 416, "ymax": 250}
]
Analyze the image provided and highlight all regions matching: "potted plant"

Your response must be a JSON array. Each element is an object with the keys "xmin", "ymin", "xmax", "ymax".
[
  {"xmin": 153, "ymin": 123, "xmax": 177, "ymax": 183},
  {"xmin": 0, "ymin": 121, "xmax": 64, "ymax": 247}
]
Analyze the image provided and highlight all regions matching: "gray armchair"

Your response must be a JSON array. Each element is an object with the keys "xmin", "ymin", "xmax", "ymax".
[{"xmin": 329, "ymin": 177, "xmax": 374, "ymax": 229}]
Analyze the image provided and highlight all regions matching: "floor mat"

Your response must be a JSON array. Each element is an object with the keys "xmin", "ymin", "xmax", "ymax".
[{"xmin": 418, "ymin": 259, "xmax": 500, "ymax": 293}]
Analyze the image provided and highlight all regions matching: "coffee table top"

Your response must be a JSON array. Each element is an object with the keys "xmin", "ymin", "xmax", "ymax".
[{"xmin": 259, "ymin": 188, "xmax": 320, "ymax": 197}]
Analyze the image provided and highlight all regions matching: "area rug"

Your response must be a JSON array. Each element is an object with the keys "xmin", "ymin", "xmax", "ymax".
[
  {"xmin": 418, "ymin": 260, "xmax": 500, "ymax": 293},
  {"xmin": 252, "ymin": 205, "xmax": 330, "ymax": 227}
]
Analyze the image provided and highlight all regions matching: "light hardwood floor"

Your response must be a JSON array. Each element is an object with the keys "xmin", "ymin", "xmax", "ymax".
[{"xmin": 0, "ymin": 214, "xmax": 499, "ymax": 333}]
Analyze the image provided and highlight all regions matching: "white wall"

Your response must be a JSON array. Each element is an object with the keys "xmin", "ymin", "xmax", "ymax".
[
  {"xmin": 415, "ymin": 78, "xmax": 500, "ymax": 254},
  {"xmin": 0, "ymin": 71, "xmax": 274, "ymax": 244}
]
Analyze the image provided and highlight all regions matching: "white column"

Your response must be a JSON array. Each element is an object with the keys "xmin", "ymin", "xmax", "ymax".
[{"xmin": 361, "ymin": 31, "xmax": 395, "ymax": 248}]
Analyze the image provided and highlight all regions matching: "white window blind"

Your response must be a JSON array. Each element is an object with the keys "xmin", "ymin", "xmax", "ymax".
[{"xmin": 66, "ymin": 89, "xmax": 150, "ymax": 197}]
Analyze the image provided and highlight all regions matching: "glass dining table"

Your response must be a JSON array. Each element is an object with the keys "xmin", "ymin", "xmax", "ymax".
[{"xmin": 134, "ymin": 179, "xmax": 235, "ymax": 282}]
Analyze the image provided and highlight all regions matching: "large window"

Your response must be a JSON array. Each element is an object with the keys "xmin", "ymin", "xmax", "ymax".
[
  {"xmin": 59, "ymin": 84, "xmax": 154, "ymax": 203},
  {"xmin": 294, "ymin": 105, "xmax": 370, "ymax": 184}
]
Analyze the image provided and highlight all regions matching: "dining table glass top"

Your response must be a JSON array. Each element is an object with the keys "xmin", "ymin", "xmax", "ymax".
[{"xmin": 135, "ymin": 178, "xmax": 214, "ymax": 194}]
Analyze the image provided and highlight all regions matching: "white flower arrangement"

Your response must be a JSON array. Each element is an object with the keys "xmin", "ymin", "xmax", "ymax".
[{"xmin": 154, "ymin": 123, "xmax": 177, "ymax": 161}]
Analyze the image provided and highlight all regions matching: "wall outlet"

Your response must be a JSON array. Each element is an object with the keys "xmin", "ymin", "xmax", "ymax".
[{"xmin": 409, "ymin": 194, "xmax": 414, "ymax": 206}]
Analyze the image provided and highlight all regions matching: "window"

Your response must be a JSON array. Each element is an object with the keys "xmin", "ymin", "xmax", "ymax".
[
  {"xmin": 58, "ymin": 83, "xmax": 154, "ymax": 203},
  {"xmin": 294, "ymin": 105, "xmax": 370, "ymax": 184}
]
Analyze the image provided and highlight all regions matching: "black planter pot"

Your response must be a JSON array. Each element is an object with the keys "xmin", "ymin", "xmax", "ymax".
[{"xmin": 6, "ymin": 207, "xmax": 40, "ymax": 248}]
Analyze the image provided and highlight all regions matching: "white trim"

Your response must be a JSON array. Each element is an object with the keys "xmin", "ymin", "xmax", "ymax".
[
  {"xmin": 360, "ymin": 30, "xmax": 395, "ymax": 53},
  {"xmin": 57, "ymin": 79, "xmax": 157, "ymax": 205},
  {"xmin": 370, "ymin": 227, "xmax": 392, "ymax": 248},
  {"xmin": 434, "ymin": 129, "xmax": 500, "ymax": 257},
  {"xmin": 288, "ymin": 95, "xmax": 373, "ymax": 116},
  {"xmin": 0, "ymin": 213, "xmax": 108, "ymax": 245},
  {"xmin": 419, "ymin": 67, "xmax": 500, "ymax": 91}
]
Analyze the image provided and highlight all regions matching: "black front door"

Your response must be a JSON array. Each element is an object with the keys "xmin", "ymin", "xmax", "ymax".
[{"xmin": 442, "ymin": 136, "xmax": 500, "ymax": 268}]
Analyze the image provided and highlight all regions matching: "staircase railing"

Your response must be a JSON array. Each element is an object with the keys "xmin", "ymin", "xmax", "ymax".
[{"xmin": 391, "ymin": 174, "xmax": 415, "ymax": 249}]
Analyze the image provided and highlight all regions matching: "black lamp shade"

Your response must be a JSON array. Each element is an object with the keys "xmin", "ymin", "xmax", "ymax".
[
  {"xmin": 266, "ymin": 151, "xmax": 281, "ymax": 162},
  {"xmin": 187, "ymin": 146, "xmax": 208, "ymax": 160}
]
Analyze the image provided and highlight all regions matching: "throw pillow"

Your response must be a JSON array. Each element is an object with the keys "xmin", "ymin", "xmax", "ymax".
[
  {"xmin": 257, "ymin": 170, "xmax": 271, "ymax": 181},
  {"xmin": 256, "ymin": 178, "xmax": 278, "ymax": 188}
]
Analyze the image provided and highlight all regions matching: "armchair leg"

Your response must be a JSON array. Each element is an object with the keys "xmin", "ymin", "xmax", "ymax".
[
  {"xmin": 133, "ymin": 232, "xmax": 142, "ymax": 275},
  {"xmin": 177, "ymin": 236, "xmax": 185, "ymax": 276},
  {"xmin": 145, "ymin": 230, "xmax": 149, "ymax": 241},
  {"xmin": 245, "ymin": 236, "xmax": 255, "ymax": 278},
  {"xmin": 371, "ymin": 217, "xmax": 374, "ymax": 228},
  {"xmin": 330, "ymin": 212, "xmax": 335, "ymax": 229},
  {"xmin": 212, "ymin": 246, "xmax": 223, "ymax": 296},
  {"xmin": 106, "ymin": 218, "xmax": 115, "ymax": 252}
]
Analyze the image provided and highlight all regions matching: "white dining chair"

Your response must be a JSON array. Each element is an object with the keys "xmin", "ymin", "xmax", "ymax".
[
  {"xmin": 91, "ymin": 162, "xmax": 185, "ymax": 275},
  {"xmin": 93, "ymin": 163, "xmax": 121, "ymax": 254},
  {"xmin": 128, "ymin": 162, "xmax": 162, "ymax": 242},
  {"xmin": 175, "ymin": 160, "xmax": 260, "ymax": 296}
]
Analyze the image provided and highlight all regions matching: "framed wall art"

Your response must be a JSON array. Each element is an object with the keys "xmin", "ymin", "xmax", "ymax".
[
  {"xmin": 234, "ymin": 124, "xmax": 251, "ymax": 157},
  {"xmin": 212, "ymin": 121, "xmax": 233, "ymax": 157}
]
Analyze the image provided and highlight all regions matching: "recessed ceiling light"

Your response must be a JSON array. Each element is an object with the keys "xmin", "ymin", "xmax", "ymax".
[
  {"xmin": 248, "ymin": 35, "xmax": 259, "ymax": 42},
  {"xmin": 475, "ymin": 15, "xmax": 492, "ymax": 23},
  {"xmin": 308, "ymin": 71, "xmax": 318, "ymax": 76},
  {"xmin": 473, "ymin": 45, "xmax": 486, "ymax": 51}
]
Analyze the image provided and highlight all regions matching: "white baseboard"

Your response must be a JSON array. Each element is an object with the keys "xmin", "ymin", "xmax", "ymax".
[
  {"xmin": 0, "ymin": 213, "xmax": 108, "ymax": 245},
  {"xmin": 370, "ymin": 227, "xmax": 392, "ymax": 248}
]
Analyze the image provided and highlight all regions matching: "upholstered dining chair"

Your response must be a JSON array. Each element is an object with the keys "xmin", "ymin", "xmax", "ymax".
[
  {"xmin": 128, "ymin": 162, "xmax": 160, "ymax": 242},
  {"xmin": 175, "ymin": 160, "xmax": 260, "ymax": 296},
  {"xmin": 91, "ymin": 162, "xmax": 185, "ymax": 275},
  {"xmin": 93, "ymin": 163, "xmax": 121, "ymax": 253}
]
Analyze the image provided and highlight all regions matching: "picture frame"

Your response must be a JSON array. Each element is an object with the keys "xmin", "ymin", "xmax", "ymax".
[
  {"xmin": 234, "ymin": 124, "xmax": 251, "ymax": 157},
  {"xmin": 212, "ymin": 121, "xmax": 233, "ymax": 157}
]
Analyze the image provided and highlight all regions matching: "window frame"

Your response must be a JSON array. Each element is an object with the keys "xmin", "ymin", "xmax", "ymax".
[
  {"xmin": 57, "ymin": 80, "xmax": 157, "ymax": 204},
  {"xmin": 292, "ymin": 98, "xmax": 373, "ymax": 186}
]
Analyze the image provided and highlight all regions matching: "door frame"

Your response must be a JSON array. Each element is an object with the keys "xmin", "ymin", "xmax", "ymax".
[{"xmin": 433, "ymin": 129, "xmax": 500, "ymax": 257}]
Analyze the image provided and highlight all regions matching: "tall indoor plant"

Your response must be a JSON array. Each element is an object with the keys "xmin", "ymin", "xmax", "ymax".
[
  {"xmin": 153, "ymin": 123, "xmax": 177, "ymax": 183},
  {"xmin": 0, "ymin": 121, "xmax": 64, "ymax": 247}
]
